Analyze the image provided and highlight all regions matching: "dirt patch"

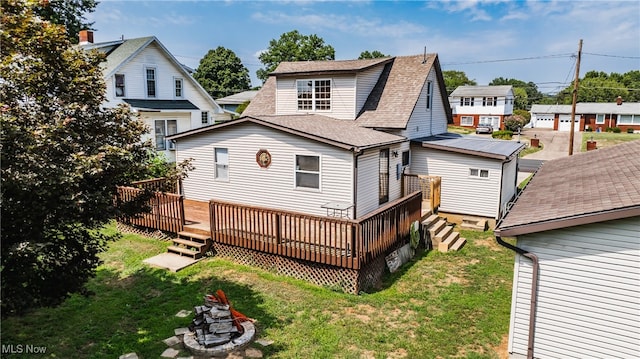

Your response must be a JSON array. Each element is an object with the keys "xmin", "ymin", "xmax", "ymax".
[
  {"xmin": 492, "ymin": 334, "xmax": 509, "ymax": 359},
  {"xmin": 387, "ymin": 348, "xmax": 408, "ymax": 358}
]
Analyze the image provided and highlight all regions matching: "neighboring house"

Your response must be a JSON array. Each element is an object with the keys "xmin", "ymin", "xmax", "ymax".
[
  {"xmin": 494, "ymin": 140, "xmax": 640, "ymax": 359},
  {"xmin": 530, "ymin": 99, "xmax": 640, "ymax": 132},
  {"xmin": 216, "ymin": 90, "xmax": 259, "ymax": 116},
  {"xmin": 78, "ymin": 30, "xmax": 229, "ymax": 161},
  {"xmin": 169, "ymin": 54, "xmax": 522, "ymax": 220},
  {"xmin": 449, "ymin": 85, "xmax": 515, "ymax": 131}
]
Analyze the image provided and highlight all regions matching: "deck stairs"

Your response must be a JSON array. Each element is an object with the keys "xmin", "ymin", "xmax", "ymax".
[
  {"xmin": 420, "ymin": 210, "xmax": 466, "ymax": 253},
  {"xmin": 167, "ymin": 230, "xmax": 212, "ymax": 260}
]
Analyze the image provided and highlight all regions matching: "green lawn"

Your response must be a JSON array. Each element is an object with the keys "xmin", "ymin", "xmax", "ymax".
[
  {"xmin": 1, "ymin": 225, "xmax": 515, "ymax": 358},
  {"xmin": 447, "ymin": 125, "xmax": 474, "ymax": 135},
  {"xmin": 581, "ymin": 132, "xmax": 640, "ymax": 151}
]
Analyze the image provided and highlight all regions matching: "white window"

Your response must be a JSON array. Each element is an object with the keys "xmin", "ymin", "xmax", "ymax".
[
  {"xmin": 460, "ymin": 116, "xmax": 474, "ymax": 126},
  {"xmin": 426, "ymin": 81, "xmax": 432, "ymax": 110},
  {"xmin": 295, "ymin": 155, "xmax": 320, "ymax": 190},
  {"xmin": 483, "ymin": 97, "xmax": 497, "ymax": 106},
  {"xmin": 460, "ymin": 97, "xmax": 474, "ymax": 106},
  {"xmin": 174, "ymin": 77, "xmax": 183, "ymax": 98},
  {"xmin": 297, "ymin": 79, "xmax": 331, "ymax": 111},
  {"xmin": 214, "ymin": 148, "xmax": 229, "ymax": 181},
  {"xmin": 145, "ymin": 67, "xmax": 157, "ymax": 98},
  {"xmin": 114, "ymin": 74, "xmax": 125, "ymax": 97},
  {"xmin": 201, "ymin": 111, "xmax": 209, "ymax": 125},
  {"xmin": 469, "ymin": 168, "xmax": 489, "ymax": 178},
  {"xmin": 154, "ymin": 119, "xmax": 177, "ymax": 151},
  {"xmin": 618, "ymin": 114, "xmax": 640, "ymax": 125},
  {"xmin": 595, "ymin": 114, "xmax": 605, "ymax": 124}
]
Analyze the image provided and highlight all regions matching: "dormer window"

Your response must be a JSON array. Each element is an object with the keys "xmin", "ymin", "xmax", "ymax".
[
  {"xmin": 297, "ymin": 79, "xmax": 331, "ymax": 111},
  {"xmin": 115, "ymin": 74, "xmax": 125, "ymax": 97}
]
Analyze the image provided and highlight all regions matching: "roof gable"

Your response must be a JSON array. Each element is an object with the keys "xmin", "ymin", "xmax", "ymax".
[{"xmin": 450, "ymin": 85, "xmax": 514, "ymax": 97}]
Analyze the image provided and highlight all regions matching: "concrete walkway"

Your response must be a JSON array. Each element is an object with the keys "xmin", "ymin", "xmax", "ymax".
[{"xmin": 520, "ymin": 128, "xmax": 582, "ymax": 160}]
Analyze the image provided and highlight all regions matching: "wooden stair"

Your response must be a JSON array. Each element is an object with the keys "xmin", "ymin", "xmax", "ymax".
[
  {"xmin": 421, "ymin": 213, "xmax": 466, "ymax": 253},
  {"xmin": 167, "ymin": 231, "xmax": 212, "ymax": 259}
]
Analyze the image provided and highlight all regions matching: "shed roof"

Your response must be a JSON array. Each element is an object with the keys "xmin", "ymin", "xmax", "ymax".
[
  {"xmin": 450, "ymin": 85, "xmax": 513, "ymax": 97},
  {"xmin": 530, "ymin": 102, "xmax": 640, "ymax": 115},
  {"xmin": 123, "ymin": 99, "xmax": 198, "ymax": 110},
  {"xmin": 414, "ymin": 134, "xmax": 525, "ymax": 160},
  {"xmin": 495, "ymin": 140, "xmax": 640, "ymax": 236},
  {"xmin": 215, "ymin": 90, "xmax": 259, "ymax": 105},
  {"xmin": 168, "ymin": 114, "xmax": 406, "ymax": 151}
]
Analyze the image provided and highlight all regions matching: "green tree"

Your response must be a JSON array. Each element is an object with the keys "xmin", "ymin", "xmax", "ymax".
[
  {"xmin": 34, "ymin": 0, "xmax": 97, "ymax": 43},
  {"xmin": 621, "ymin": 70, "xmax": 640, "ymax": 102},
  {"xmin": 194, "ymin": 46, "xmax": 251, "ymax": 99},
  {"xmin": 442, "ymin": 70, "xmax": 477, "ymax": 94},
  {"xmin": 489, "ymin": 77, "xmax": 543, "ymax": 108},
  {"xmin": 513, "ymin": 87, "xmax": 529, "ymax": 111},
  {"xmin": 554, "ymin": 71, "xmax": 633, "ymax": 104},
  {"xmin": 358, "ymin": 50, "xmax": 388, "ymax": 59},
  {"xmin": 0, "ymin": 0, "xmax": 166, "ymax": 315},
  {"xmin": 257, "ymin": 30, "xmax": 335, "ymax": 82}
]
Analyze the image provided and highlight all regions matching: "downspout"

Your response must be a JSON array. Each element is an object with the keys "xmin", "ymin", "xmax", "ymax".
[
  {"xmin": 352, "ymin": 148, "xmax": 363, "ymax": 218},
  {"xmin": 495, "ymin": 235, "xmax": 539, "ymax": 359}
]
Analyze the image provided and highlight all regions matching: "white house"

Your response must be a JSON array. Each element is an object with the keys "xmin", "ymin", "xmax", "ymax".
[
  {"xmin": 169, "ymin": 55, "xmax": 522, "ymax": 220},
  {"xmin": 495, "ymin": 140, "xmax": 640, "ymax": 359},
  {"xmin": 78, "ymin": 30, "xmax": 229, "ymax": 161},
  {"xmin": 450, "ymin": 85, "xmax": 515, "ymax": 131},
  {"xmin": 530, "ymin": 101, "xmax": 640, "ymax": 132}
]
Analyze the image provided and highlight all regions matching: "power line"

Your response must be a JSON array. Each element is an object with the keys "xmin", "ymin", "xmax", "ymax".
[
  {"xmin": 583, "ymin": 52, "xmax": 640, "ymax": 59},
  {"xmin": 442, "ymin": 53, "xmax": 574, "ymax": 66}
]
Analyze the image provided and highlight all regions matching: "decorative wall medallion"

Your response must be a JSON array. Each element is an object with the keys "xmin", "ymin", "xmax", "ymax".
[{"xmin": 256, "ymin": 149, "xmax": 271, "ymax": 168}]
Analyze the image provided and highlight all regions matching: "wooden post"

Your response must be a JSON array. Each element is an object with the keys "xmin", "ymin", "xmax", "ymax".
[{"xmin": 569, "ymin": 39, "xmax": 582, "ymax": 155}]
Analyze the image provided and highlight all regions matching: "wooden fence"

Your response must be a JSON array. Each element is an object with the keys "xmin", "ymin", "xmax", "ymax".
[
  {"xmin": 209, "ymin": 191, "xmax": 422, "ymax": 269},
  {"xmin": 402, "ymin": 174, "xmax": 441, "ymax": 211},
  {"xmin": 130, "ymin": 177, "xmax": 180, "ymax": 193},
  {"xmin": 116, "ymin": 186, "xmax": 185, "ymax": 234}
]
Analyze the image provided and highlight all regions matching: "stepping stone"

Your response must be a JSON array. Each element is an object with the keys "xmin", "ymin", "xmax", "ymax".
[
  {"xmin": 255, "ymin": 338, "xmax": 274, "ymax": 346},
  {"xmin": 163, "ymin": 336, "xmax": 182, "ymax": 347},
  {"xmin": 175, "ymin": 309, "xmax": 192, "ymax": 318},
  {"xmin": 160, "ymin": 348, "xmax": 180, "ymax": 358},
  {"xmin": 174, "ymin": 327, "xmax": 190, "ymax": 336},
  {"xmin": 119, "ymin": 354, "xmax": 138, "ymax": 359},
  {"xmin": 245, "ymin": 347, "xmax": 264, "ymax": 358}
]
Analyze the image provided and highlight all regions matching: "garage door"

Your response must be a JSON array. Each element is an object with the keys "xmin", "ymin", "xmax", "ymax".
[
  {"xmin": 534, "ymin": 114, "xmax": 554, "ymax": 129},
  {"xmin": 558, "ymin": 115, "xmax": 580, "ymax": 131}
]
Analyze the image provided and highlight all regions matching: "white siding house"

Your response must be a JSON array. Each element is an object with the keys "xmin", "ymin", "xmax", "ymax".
[
  {"xmin": 450, "ymin": 85, "xmax": 514, "ymax": 130},
  {"xmin": 495, "ymin": 140, "xmax": 640, "ymax": 359}
]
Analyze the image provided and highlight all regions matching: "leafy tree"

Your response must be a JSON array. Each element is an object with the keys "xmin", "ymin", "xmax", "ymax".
[
  {"xmin": 442, "ymin": 70, "xmax": 477, "ymax": 94},
  {"xmin": 194, "ymin": 46, "xmax": 251, "ymax": 99},
  {"xmin": 513, "ymin": 87, "xmax": 529, "ymax": 111},
  {"xmin": 358, "ymin": 50, "xmax": 388, "ymax": 59},
  {"xmin": 489, "ymin": 77, "xmax": 543, "ymax": 109},
  {"xmin": 554, "ymin": 70, "xmax": 635, "ymax": 104},
  {"xmin": 257, "ymin": 30, "xmax": 335, "ymax": 82},
  {"xmin": 621, "ymin": 70, "xmax": 640, "ymax": 102},
  {"xmin": 235, "ymin": 100, "xmax": 250, "ymax": 116},
  {"xmin": 513, "ymin": 109, "xmax": 531, "ymax": 121},
  {"xmin": 0, "ymin": 0, "xmax": 175, "ymax": 315},
  {"xmin": 34, "ymin": 0, "xmax": 97, "ymax": 43},
  {"xmin": 503, "ymin": 115, "xmax": 528, "ymax": 132}
]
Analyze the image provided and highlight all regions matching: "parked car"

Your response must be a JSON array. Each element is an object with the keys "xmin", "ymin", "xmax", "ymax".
[{"xmin": 476, "ymin": 124, "xmax": 493, "ymax": 134}]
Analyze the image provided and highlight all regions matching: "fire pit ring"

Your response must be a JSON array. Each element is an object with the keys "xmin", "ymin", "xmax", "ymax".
[{"xmin": 183, "ymin": 321, "xmax": 256, "ymax": 357}]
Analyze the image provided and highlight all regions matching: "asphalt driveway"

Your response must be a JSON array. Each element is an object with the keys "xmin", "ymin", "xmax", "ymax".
[{"xmin": 521, "ymin": 128, "xmax": 582, "ymax": 160}]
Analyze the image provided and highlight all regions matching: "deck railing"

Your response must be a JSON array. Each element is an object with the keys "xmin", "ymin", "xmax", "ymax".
[
  {"xmin": 402, "ymin": 174, "xmax": 441, "ymax": 211},
  {"xmin": 209, "ymin": 191, "xmax": 422, "ymax": 269},
  {"xmin": 130, "ymin": 177, "xmax": 180, "ymax": 194},
  {"xmin": 116, "ymin": 186, "xmax": 185, "ymax": 233}
]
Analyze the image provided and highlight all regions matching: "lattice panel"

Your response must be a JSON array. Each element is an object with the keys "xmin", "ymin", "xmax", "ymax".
[{"xmin": 116, "ymin": 221, "xmax": 173, "ymax": 241}]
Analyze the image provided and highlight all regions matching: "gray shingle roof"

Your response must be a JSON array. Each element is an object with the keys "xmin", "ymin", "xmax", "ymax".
[
  {"xmin": 496, "ymin": 140, "xmax": 640, "ymax": 236},
  {"xmin": 123, "ymin": 99, "xmax": 198, "ymax": 110},
  {"xmin": 530, "ymin": 102, "xmax": 640, "ymax": 115},
  {"xmin": 449, "ymin": 85, "xmax": 513, "ymax": 97},
  {"xmin": 168, "ymin": 114, "xmax": 406, "ymax": 151},
  {"xmin": 83, "ymin": 37, "xmax": 154, "ymax": 78},
  {"xmin": 242, "ymin": 77, "xmax": 276, "ymax": 116},
  {"xmin": 270, "ymin": 57, "xmax": 393, "ymax": 76},
  {"xmin": 215, "ymin": 90, "xmax": 259, "ymax": 105},
  {"xmin": 414, "ymin": 134, "xmax": 525, "ymax": 160}
]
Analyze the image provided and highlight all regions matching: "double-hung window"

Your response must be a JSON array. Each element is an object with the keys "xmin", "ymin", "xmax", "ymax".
[
  {"xmin": 618, "ymin": 114, "xmax": 640, "ymax": 125},
  {"xmin": 295, "ymin": 155, "xmax": 320, "ymax": 190},
  {"xmin": 214, "ymin": 148, "xmax": 229, "ymax": 181},
  {"xmin": 154, "ymin": 119, "xmax": 177, "ymax": 151},
  {"xmin": 297, "ymin": 79, "xmax": 331, "ymax": 111},
  {"xmin": 460, "ymin": 97, "xmax": 474, "ymax": 106},
  {"xmin": 483, "ymin": 97, "xmax": 497, "ymax": 106},
  {"xmin": 595, "ymin": 114, "xmax": 605, "ymax": 124},
  {"xmin": 145, "ymin": 67, "xmax": 157, "ymax": 98},
  {"xmin": 115, "ymin": 74, "xmax": 125, "ymax": 97},
  {"xmin": 460, "ymin": 116, "xmax": 474, "ymax": 126},
  {"xmin": 174, "ymin": 77, "xmax": 183, "ymax": 98},
  {"xmin": 469, "ymin": 168, "xmax": 489, "ymax": 178}
]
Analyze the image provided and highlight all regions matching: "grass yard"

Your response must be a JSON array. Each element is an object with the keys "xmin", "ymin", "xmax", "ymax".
[
  {"xmin": 447, "ymin": 125, "xmax": 474, "ymax": 135},
  {"xmin": 1, "ymin": 225, "xmax": 515, "ymax": 359},
  {"xmin": 581, "ymin": 132, "xmax": 640, "ymax": 151}
]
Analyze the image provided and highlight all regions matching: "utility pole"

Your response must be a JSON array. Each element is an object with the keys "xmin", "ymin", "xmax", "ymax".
[{"xmin": 569, "ymin": 39, "xmax": 582, "ymax": 155}]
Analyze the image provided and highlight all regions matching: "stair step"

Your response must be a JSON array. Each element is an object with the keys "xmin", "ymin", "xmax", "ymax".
[
  {"xmin": 450, "ymin": 237, "xmax": 467, "ymax": 251},
  {"xmin": 420, "ymin": 209, "xmax": 433, "ymax": 221},
  {"xmin": 427, "ymin": 219, "xmax": 447, "ymax": 237},
  {"xmin": 172, "ymin": 238, "xmax": 206, "ymax": 249},
  {"xmin": 435, "ymin": 225, "xmax": 454, "ymax": 242},
  {"xmin": 438, "ymin": 231, "xmax": 460, "ymax": 252},
  {"xmin": 422, "ymin": 214, "xmax": 439, "ymax": 227},
  {"xmin": 178, "ymin": 231, "xmax": 210, "ymax": 243},
  {"xmin": 167, "ymin": 245, "xmax": 202, "ymax": 259}
]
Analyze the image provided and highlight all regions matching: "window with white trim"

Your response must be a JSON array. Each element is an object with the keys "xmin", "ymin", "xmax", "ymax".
[
  {"xmin": 483, "ymin": 96, "xmax": 497, "ymax": 106},
  {"xmin": 460, "ymin": 116, "xmax": 474, "ymax": 126},
  {"xmin": 618, "ymin": 114, "xmax": 640, "ymax": 125},
  {"xmin": 460, "ymin": 97, "xmax": 474, "ymax": 106},
  {"xmin": 145, "ymin": 67, "xmax": 157, "ymax": 98},
  {"xmin": 154, "ymin": 119, "xmax": 177, "ymax": 151},
  {"xmin": 297, "ymin": 79, "xmax": 331, "ymax": 111},
  {"xmin": 214, "ymin": 148, "xmax": 229, "ymax": 181},
  {"xmin": 595, "ymin": 114, "xmax": 605, "ymax": 124},
  {"xmin": 426, "ymin": 81, "xmax": 432, "ymax": 110},
  {"xmin": 201, "ymin": 111, "xmax": 209, "ymax": 125},
  {"xmin": 115, "ymin": 74, "xmax": 125, "ymax": 97},
  {"xmin": 295, "ymin": 155, "xmax": 320, "ymax": 189},
  {"xmin": 174, "ymin": 77, "xmax": 183, "ymax": 98},
  {"xmin": 469, "ymin": 168, "xmax": 489, "ymax": 178}
]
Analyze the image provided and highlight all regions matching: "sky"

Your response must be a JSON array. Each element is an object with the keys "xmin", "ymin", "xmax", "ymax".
[{"xmin": 87, "ymin": 0, "xmax": 640, "ymax": 93}]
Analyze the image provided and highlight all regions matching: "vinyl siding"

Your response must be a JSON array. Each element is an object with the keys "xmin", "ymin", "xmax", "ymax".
[
  {"xmin": 398, "ymin": 68, "xmax": 448, "ymax": 139},
  {"xmin": 139, "ymin": 112, "xmax": 191, "ymax": 162},
  {"xmin": 175, "ymin": 122, "xmax": 355, "ymax": 218},
  {"xmin": 275, "ymin": 75, "xmax": 357, "ymax": 120},
  {"xmin": 355, "ymin": 66, "xmax": 384, "ymax": 115},
  {"xmin": 410, "ymin": 145, "xmax": 503, "ymax": 218},
  {"xmin": 509, "ymin": 217, "xmax": 640, "ymax": 359},
  {"xmin": 500, "ymin": 157, "xmax": 518, "ymax": 217}
]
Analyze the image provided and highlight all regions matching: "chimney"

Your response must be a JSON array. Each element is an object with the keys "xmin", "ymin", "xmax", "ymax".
[
  {"xmin": 79, "ymin": 30, "xmax": 94, "ymax": 45},
  {"xmin": 616, "ymin": 96, "xmax": 623, "ymax": 105}
]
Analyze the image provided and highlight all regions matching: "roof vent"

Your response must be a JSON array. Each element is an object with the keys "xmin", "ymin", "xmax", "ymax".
[{"xmin": 616, "ymin": 96, "xmax": 623, "ymax": 105}]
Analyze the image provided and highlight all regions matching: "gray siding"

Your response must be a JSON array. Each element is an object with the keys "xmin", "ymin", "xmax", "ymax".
[
  {"xmin": 355, "ymin": 66, "xmax": 384, "ymax": 115},
  {"xmin": 410, "ymin": 145, "xmax": 503, "ymax": 218},
  {"xmin": 509, "ymin": 217, "xmax": 640, "ymax": 359},
  {"xmin": 275, "ymin": 75, "xmax": 357, "ymax": 120},
  {"xmin": 399, "ymin": 69, "xmax": 448, "ymax": 139},
  {"xmin": 175, "ymin": 122, "xmax": 354, "ymax": 218}
]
